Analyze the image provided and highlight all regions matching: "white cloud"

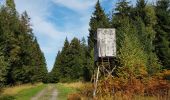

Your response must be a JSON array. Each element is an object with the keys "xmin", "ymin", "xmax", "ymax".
[
  {"xmin": 14, "ymin": 0, "xmax": 96, "ymax": 71},
  {"xmin": 15, "ymin": 0, "xmax": 61, "ymax": 39},
  {"xmin": 32, "ymin": 16, "xmax": 64, "ymax": 39},
  {"xmin": 52, "ymin": 0, "xmax": 96, "ymax": 12}
]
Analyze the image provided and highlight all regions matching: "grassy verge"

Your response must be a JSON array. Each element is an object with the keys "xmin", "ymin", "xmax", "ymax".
[
  {"xmin": 15, "ymin": 84, "xmax": 47, "ymax": 100},
  {"xmin": 56, "ymin": 83, "xmax": 78, "ymax": 100},
  {"xmin": 0, "ymin": 83, "xmax": 47, "ymax": 100}
]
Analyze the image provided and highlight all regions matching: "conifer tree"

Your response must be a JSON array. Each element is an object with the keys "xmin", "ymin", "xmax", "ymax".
[
  {"xmin": 134, "ymin": 0, "xmax": 161, "ymax": 74},
  {"xmin": 0, "ymin": 1, "xmax": 48, "ymax": 84},
  {"xmin": 80, "ymin": 38, "xmax": 91, "ymax": 81},
  {"xmin": 87, "ymin": 0, "xmax": 110, "ymax": 82},
  {"xmin": 6, "ymin": 0, "xmax": 16, "ymax": 15},
  {"xmin": 115, "ymin": 0, "xmax": 131, "ymax": 17},
  {"xmin": 0, "ymin": 50, "xmax": 8, "ymax": 89},
  {"xmin": 112, "ymin": 0, "xmax": 132, "ymax": 49},
  {"xmin": 136, "ymin": 0, "xmax": 147, "ymax": 21},
  {"xmin": 6, "ymin": 0, "xmax": 15, "ymax": 10},
  {"xmin": 155, "ymin": 0, "xmax": 170, "ymax": 69},
  {"xmin": 88, "ymin": 0, "xmax": 110, "ymax": 51},
  {"xmin": 59, "ymin": 38, "xmax": 70, "ymax": 81},
  {"xmin": 67, "ymin": 38, "xmax": 83, "ymax": 80},
  {"xmin": 51, "ymin": 37, "xmax": 90, "ymax": 82},
  {"xmin": 0, "ymin": 0, "xmax": 21, "ymax": 84},
  {"xmin": 117, "ymin": 20, "xmax": 148, "ymax": 79},
  {"xmin": 50, "ymin": 51, "xmax": 61, "ymax": 83},
  {"xmin": 31, "ymin": 38, "xmax": 48, "ymax": 82}
]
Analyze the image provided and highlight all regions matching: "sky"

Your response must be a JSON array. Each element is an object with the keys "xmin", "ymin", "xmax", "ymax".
[
  {"xmin": 0, "ymin": 0, "xmax": 155, "ymax": 71},
  {"xmin": 14, "ymin": 0, "xmax": 116, "ymax": 72}
]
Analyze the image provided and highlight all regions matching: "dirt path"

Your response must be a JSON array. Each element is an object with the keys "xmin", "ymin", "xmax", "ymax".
[
  {"xmin": 31, "ymin": 84, "xmax": 58, "ymax": 100},
  {"xmin": 51, "ymin": 89, "xmax": 58, "ymax": 100}
]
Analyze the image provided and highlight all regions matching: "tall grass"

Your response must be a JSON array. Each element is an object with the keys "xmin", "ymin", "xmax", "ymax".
[
  {"xmin": 0, "ymin": 83, "xmax": 47, "ymax": 100},
  {"xmin": 62, "ymin": 82, "xmax": 90, "ymax": 90},
  {"xmin": 15, "ymin": 84, "xmax": 47, "ymax": 100},
  {"xmin": 56, "ymin": 82, "xmax": 84, "ymax": 100},
  {"xmin": 2, "ymin": 83, "xmax": 42, "ymax": 95}
]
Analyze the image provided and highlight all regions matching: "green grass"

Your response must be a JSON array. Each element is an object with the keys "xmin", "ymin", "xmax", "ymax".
[
  {"xmin": 0, "ymin": 84, "xmax": 47, "ymax": 100},
  {"xmin": 15, "ymin": 84, "xmax": 47, "ymax": 100},
  {"xmin": 56, "ymin": 83, "xmax": 78, "ymax": 100},
  {"xmin": 0, "ymin": 95, "xmax": 15, "ymax": 100}
]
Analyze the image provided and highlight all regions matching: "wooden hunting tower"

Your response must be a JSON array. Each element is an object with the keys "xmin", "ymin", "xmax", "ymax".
[{"xmin": 94, "ymin": 28, "xmax": 116, "ymax": 62}]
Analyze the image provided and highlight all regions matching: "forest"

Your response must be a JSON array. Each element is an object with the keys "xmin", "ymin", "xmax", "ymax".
[
  {"xmin": 50, "ymin": 0, "xmax": 170, "ymax": 82},
  {"xmin": 0, "ymin": 0, "xmax": 170, "ymax": 100},
  {"xmin": 0, "ymin": 0, "xmax": 48, "ymax": 88},
  {"xmin": 50, "ymin": 0, "xmax": 170, "ymax": 99}
]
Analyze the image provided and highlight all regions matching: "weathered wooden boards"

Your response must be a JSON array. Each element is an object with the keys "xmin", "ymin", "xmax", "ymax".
[{"xmin": 94, "ymin": 28, "xmax": 116, "ymax": 62}]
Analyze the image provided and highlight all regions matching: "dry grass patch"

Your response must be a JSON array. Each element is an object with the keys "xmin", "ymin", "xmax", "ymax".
[
  {"xmin": 2, "ymin": 83, "xmax": 42, "ymax": 95},
  {"xmin": 62, "ymin": 82, "xmax": 90, "ymax": 90}
]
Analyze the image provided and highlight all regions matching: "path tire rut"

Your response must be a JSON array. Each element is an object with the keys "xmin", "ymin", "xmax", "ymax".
[{"xmin": 31, "ymin": 84, "xmax": 58, "ymax": 100}]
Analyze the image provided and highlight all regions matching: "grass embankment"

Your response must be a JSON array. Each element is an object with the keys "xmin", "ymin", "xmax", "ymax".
[
  {"xmin": 0, "ymin": 83, "xmax": 47, "ymax": 100},
  {"xmin": 56, "ymin": 82, "xmax": 86, "ymax": 100}
]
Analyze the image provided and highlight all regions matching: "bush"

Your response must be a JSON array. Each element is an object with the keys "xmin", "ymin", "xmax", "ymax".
[
  {"xmin": 144, "ymin": 78, "xmax": 169, "ymax": 96},
  {"xmin": 80, "ymin": 76, "xmax": 170, "ymax": 100},
  {"xmin": 67, "ymin": 93, "xmax": 81, "ymax": 100}
]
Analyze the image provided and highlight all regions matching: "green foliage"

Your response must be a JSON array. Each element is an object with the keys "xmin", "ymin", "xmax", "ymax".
[
  {"xmin": 112, "ymin": 0, "xmax": 132, "ymax": 50},
  {"xmin": 117, "ymin": 20, "xmax": 148, "ymax": 79},
  {"xmin": 155, "ymin": 0, "xmax": 170, "ymax": 69},
  {"xmin": 0, "ymin": 0, "xmax": 48, "ymax": 86},
  {"xmin": 0, "ymin": 51, "xmax": 8, "ymax": 91},
  {"xmin": 86, "ymin": 0, "xmax": 110, "ymax": 82},
  {"xmin": 50, "ymin": 0, "xmax": 170, "ymax": 83},
  {"xmin": 6, "ymin": 0, "xmax": 16, "ymax": 11},
  {"xmin": 67, "ymin": 38, "xmax": 83, "ymax": 80},
  {"xmin": 115, "ymin": 0, "xmax": 131, "ymax": 17},
  {"xmin": 132, "ymin": 1, "xmax": 161, "ymax": 75},
  {"xmin": 50, "ymin": 37, "xmax": 90, "ymax": 82},
  {"xmin": 105, "ymin": 0, "xmax": 163, "ymax": 78},
  {"xmin": 88, "ymin": 0, "xmax": 110, "ymax": 51}
]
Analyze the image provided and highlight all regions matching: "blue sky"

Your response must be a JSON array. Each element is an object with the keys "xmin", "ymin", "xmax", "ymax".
[
  {"xmin": 13, "ymin": 0, "xmax": 117, "ymax": 72},
  {"xmin": 0, "ymin": 0, "xmax": 155, "ymax": 71}
]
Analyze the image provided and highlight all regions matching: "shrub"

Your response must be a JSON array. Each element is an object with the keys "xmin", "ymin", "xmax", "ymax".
[
  {"xmin": 80, "ymin": 76, "xmax": 170, "ymax": 100},
  {"xmin": 67, "ymin": 93, "xmax": 81, "ymax": 100}
]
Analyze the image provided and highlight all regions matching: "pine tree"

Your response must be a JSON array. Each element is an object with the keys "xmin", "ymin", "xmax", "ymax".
[
  {"xmin": 67, "ymin": 38, "xmax": 83, "ymax": 80},
  {"xmin": 136, "ymin": 0, "xmax": 147, "ymax": 22},
  {"xmin": 155, "ymin": 0, "xmax": 170, "ymax": 69},
  {"xmin": 133, "ymin": 0, "xmax": 161, "ymax": 74},
  {"xmin": 0, "ymin": 1, "xmax": 48, "ymax": 84},
  {"xmin": 0, "ymin": 50, "xmax": 8, "ymax": 90},
  {"xmin": 111, "ymin": 1, "xmax": 148, "ymax": 78},
  {"xmin": 59, "ymin": 38, "xmax": 70, "ymax": 82},
  {"xmin": 115, "ymin": 0, "xmax": 131, "ymax": 17},
  {"xmin": 0, "ymin": 1, "xmax": 21, "ymax": 84},
  {"xmin": 117, "ymin": 20, "xmax": 148, "ymax": 79},
  {"xmin": 80, "ymin": 37, "xmax": 91, "ymax": 81},
  {"xmin": 86, "ymin": 49, "xmax": 94, "ymax": 81},
  {"xmin": 6, "ymin": 0, "xmax": 15, "ymax": 10},
  {"xmin": 31, "ymin": 38, "xmax": 48, "ymax": 82},
  {"xmin": 87, "ymin": 0, "xmax": 110, "ymax": 82},
  {"xmin": 88, "ymin": 0, "xmax": 110, "ymax": 51},
  {"xmin": 6, "ymin": 0, "xmax": 16, "ymax": 15},
  {"xmin": 51, "ymin": 37, "xmax": 90, "ymax": 82},
  {"xmin": 112, "ymin": 0, "xmax": 132, "ymax": 49},
  {"xmin": 50, "ymin": 51, "xmax": 61, "ymax": 83}
]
